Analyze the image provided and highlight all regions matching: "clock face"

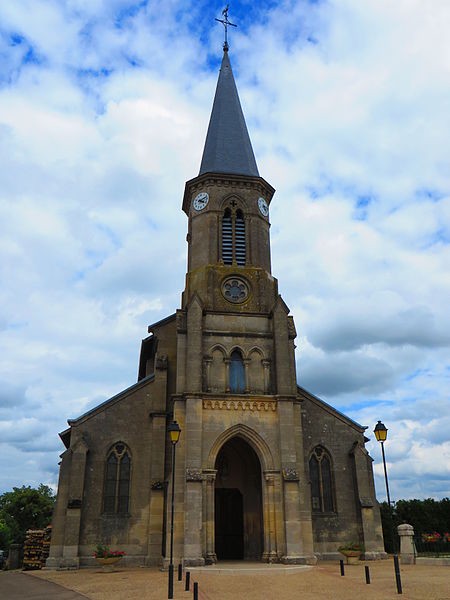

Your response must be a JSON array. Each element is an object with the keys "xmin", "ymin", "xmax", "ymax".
[
  {"xmin": 258, "ymin": 197, "xmax": 269, "ymax": 216},
  {"xmin": 193, "ymin": 192, "xmax": 209, "ymax": 211}
]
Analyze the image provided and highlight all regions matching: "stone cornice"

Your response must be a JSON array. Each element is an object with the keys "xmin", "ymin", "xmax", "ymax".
[{"xmin": 203, "ymin": 398, "xmax": 277, "ymax": 412}]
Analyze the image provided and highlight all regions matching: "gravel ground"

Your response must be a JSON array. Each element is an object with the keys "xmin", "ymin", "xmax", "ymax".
[{"xmin": 30, "ymin": 560, "xmax": 450, "ymax": 600}]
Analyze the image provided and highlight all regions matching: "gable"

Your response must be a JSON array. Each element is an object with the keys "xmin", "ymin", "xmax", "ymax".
[{"xmin": 297, "ymin": 384, "xmax": 366, "ymax": 434}]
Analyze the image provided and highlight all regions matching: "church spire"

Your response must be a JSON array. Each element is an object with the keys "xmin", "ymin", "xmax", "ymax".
[{"xmin": 199, "ymin": 49, "xmax": 259, "ymax": 177}]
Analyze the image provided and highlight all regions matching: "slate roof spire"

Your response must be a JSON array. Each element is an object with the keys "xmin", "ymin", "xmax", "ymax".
[{"xmin": 199, "ymin": 47, "xmax": 259, "ymax": 177}]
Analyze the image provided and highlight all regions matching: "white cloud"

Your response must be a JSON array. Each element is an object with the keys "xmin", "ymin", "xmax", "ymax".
[{"xmin": 0, "ymin": 0, "xmax": 449, "ymax": 502}]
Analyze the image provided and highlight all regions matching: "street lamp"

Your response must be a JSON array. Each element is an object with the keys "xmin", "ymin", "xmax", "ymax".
[
  {"xmin": 373, "ymin": 421, "xmax": 391, "ymax": 508},
  {"xmin": 168, "ymin": 420, "xmax": 181, "ymax": 600},
  {"xmin": 374, "ymin": 421, "xmax": 403, "ymax": 594}
]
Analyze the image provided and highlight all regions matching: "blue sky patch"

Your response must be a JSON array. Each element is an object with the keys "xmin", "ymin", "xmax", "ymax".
[{"xmin": 114, "ymin": 0, "xmax": 149, "ymax": 30}]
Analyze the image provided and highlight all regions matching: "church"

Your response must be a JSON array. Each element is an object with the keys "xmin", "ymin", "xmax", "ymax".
[{"xmin": 47, "ymin": 39, "xmax": 384, "ymax": 569}]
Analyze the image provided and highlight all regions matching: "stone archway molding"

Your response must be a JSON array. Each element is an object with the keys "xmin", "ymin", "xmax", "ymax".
[
  {"xmin": 206, "ymin": 423, "xmax": 276, "ymax": 473},
  {"xmin": 205, "ymin": 424, "xmax": 279, "ymax": 563}
]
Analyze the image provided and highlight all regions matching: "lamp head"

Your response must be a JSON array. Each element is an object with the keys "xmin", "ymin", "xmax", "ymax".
[
  {"xmin": 168, "ymin": 420, "xmax": 181, "ymax": 445},
  {"xmin": 374, "ymin": 420, "xmax": 388, "ymax": 442}
]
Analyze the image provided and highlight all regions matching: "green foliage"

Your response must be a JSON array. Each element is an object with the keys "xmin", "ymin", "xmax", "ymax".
[
  {"xmin": 0, "ymin": 484, "xmax": 55, "ymax": 548},
  {"xmin": 380, "ymin": 497, "xmax": 450, "ymax": 553},
  {"xmin": 338, "ymin": 542, "xmax": 364, "ymax": 552}
]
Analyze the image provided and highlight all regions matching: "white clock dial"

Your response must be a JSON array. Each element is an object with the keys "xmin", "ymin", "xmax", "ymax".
[
  {"xmin": 258, "ymin": 197, "xmax": 269, "ymax": 216},
  {"xmin": 193, "ymin": 192, "xmax": 209, "ymax": 211}
]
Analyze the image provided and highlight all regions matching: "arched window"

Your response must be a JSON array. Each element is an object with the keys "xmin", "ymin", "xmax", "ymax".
[
  {"xmin": 221, "ymin": 206, "xmax": 246, "ymax": 266},
  {"xmin": 103, "ymin": 443, "xmax": 131, "ymax": 514},
  {"xmin": 229, "ymin": 350, "xmax": 245, "ymax": 393},
  {"xmin": 309, "ymin": 446, "xmax": 335, "ymax": 513}
]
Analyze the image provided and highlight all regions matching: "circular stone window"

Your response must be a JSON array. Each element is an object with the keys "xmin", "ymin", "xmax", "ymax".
[{"xmin": 221, "ymin": 277, "xmax": 250, "ymax": 303}]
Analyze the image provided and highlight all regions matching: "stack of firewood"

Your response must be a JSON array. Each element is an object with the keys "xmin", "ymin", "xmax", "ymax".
[
  {"xmin": 22, "ymin": 525, "xmax": 52, "ymax": 570},
  {"xmin": 23, "ymin": 529, "xmax": 44, "ymax": 570}
]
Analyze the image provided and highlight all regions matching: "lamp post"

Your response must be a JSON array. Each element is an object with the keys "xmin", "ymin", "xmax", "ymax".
[
  {"xmin": 373, "ymin": 421, "xmax": 391, "ymax": 510},
  {"xmin": 374, "ymin": 420, "xmax": 402, "ymax": 594},
  {"xmin": 168, "ymin": 420, "xmax": 181, "ymax": 600}
]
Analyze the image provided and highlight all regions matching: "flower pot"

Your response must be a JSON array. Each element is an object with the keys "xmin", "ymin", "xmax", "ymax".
[
  {"xmin": 95, "ymin": 556, "xmax": 123, "ymax": 572},
  {"xmin": 339, "ymin": 550, "xmax": 362, "ymax": 565}
]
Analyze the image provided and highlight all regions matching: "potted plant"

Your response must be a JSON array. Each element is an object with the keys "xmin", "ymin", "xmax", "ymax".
[
  {"xmin": 93, "ymin": 545, "xmax": 126, "ymax": 571},
  {"xmin": 338, "ymin": 542, "xmax": 364, "ymax": 565}
]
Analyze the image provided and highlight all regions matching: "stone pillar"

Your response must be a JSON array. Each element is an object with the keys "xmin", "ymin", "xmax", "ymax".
[
  {"xmin": 398, "ymin": 524, "xmax": 416, "ymax": 564},
  {"xmin": 224, "ymin": 359, "xmax": 231, "ymax": 392},
  {"xmin": 262, "ymin": 359, "xmax": 271, "ymax": 394},
  {"xmin": 183, "ymin": 396, "xmax": 204, "ymax": 566},
  {"xmin": 204, "ymin": 356, "xmax": 212, "ymax": 392},
  {"xmin": 262, "ymin": 472, "xmax": 279, "ymax": 562},
  {"xmin": 204, "ymin": 470, "xmax": 217, "ymax": 564},
  {"xmin": 7, "ymin": 544, "xmax": 22, "ymax": 570},
  {"xmin": 243, "ymin": 358, "xmax": 250, "ymax": 393}
]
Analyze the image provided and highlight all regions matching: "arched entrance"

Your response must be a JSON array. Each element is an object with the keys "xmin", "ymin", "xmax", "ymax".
[{"xmin": 214, "ymin": 436, "xmax": 263, "ymax": 560}]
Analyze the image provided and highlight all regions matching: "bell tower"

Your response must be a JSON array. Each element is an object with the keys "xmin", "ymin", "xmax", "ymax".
[
  {"xmin": 182, "ymin": 48, "xmax": 276, "ymax": 312},
  {"xmin": 173, "ymin": 40, "xmax": 314, "ymax": 567},
  {"xmin": 177, "ymin": 45, "xmax": 298, "ymax": 399}
]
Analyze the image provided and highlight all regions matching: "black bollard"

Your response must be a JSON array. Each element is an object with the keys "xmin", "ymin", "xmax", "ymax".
[
  {"xmin": 193, "ymin": 581, "xmax": 198, "ymax": 600},
  {"xmin": 168, "ymin": 564, "xmax": 174, "ymax": 599},
  {"xmin": 365, "ymin": 565, "xmax": 371, "ymax": 584},
  {"xmin": 340, "ymin": 559, "xmax": 345, "ymax": 576},
  {"xmin": 393, "ymin": 555, "xmax": 403, "ymax": 594},
  {"xmin": 185, "ymin": 570, "xmax": 191, "ymax": 592},
  {"xmin": 178, "ymin": 563, "xmax": 183, "ymax": 581}
]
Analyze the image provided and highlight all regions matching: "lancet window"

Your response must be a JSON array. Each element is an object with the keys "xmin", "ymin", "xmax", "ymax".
[
  {"xmin": 229, "ymin": 349, "xmax": 245, "ymax": 393},
  {"xmin": 222, "ymin": 207, "xmax": 246, "ymax": 266},
  {"xmin": 103, "ymin": 442, "xmax": 131, "ymax": 514},
  {"xmin": 309, "ymin": 446, "xmax": 335, "ymax": 513}
]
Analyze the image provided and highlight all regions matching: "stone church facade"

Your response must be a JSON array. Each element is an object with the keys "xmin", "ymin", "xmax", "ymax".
[{"xmin": 47, "ymin": 47, "xmax": 384, "ymax": 569}]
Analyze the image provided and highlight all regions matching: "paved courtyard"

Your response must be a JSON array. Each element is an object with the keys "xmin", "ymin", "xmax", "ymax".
[{"xmin": 13, "ymin": 560, "xmax": 450, "ymax": 600}]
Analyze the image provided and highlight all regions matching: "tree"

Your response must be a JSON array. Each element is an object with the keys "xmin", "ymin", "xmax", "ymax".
[
  {"xmin": 379, "ymin": 497, "xmax": 450, "ymax": 552},
  {"xmin": 0, "ymin": 484, "xmax": 55, "ymax": 548}
]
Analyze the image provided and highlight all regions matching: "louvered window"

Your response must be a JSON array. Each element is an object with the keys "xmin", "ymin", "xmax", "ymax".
[
  {"xmin": 221, "ymin": 207, "xmax": 246, "ymax": 265},
  {"xmin": 103, "ymin": 443, "xmax": 131, "ymax": 514},
  {"xmin": 235, "ymin": 211, "xmax": 246, "ymax": 265},
  {"xmin": 222, "ymin": 209, "xmax": 233, "ymax": 265}
]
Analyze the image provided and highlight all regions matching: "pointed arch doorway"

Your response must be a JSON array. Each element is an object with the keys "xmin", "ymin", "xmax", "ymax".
[{"xmin": 214, "ymin": 437, "xmax": 263, "ymax": 560}]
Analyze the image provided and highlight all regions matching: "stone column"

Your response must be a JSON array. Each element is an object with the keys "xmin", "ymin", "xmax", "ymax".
[
  {"xmin": 262, "ymin": 359, "xmax": 271, "ymax": 394},
  {"xmin": 262, "ymin": 472, "xmax": 278, "ymax": 562},
  {"xmin": 204, "ymin": 470, "xmax": 217, "ymax": 564},
  {"xmin": 204, "ymin": 356, "xmax": 212, "ymax": 392},
  {"xmin": 224, "ymin": 359, "xmax": 231, "ymax": 392},
  {"xmin": 398, "ymin": 524, "xmax": 416, "ymax": 564},
  {"xmin": 243, "ymin": 358, "xmax": 250, "ymax": 393}
]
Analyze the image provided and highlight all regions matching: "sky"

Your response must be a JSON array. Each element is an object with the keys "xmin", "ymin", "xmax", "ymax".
[{"xmin": 0, "ymin": 0, "xmax": 449, "ymax": 503}]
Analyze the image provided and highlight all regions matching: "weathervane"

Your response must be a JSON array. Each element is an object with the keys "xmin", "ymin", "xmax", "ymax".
[{"xmin": 215, "ymin": 5, "xmax": 237, "ymax": 51}]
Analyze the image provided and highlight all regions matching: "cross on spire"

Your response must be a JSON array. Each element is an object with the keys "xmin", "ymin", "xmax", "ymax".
[{"xmin": 215, "ymin": 5, "xmax": 237, "ymax": 52}]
